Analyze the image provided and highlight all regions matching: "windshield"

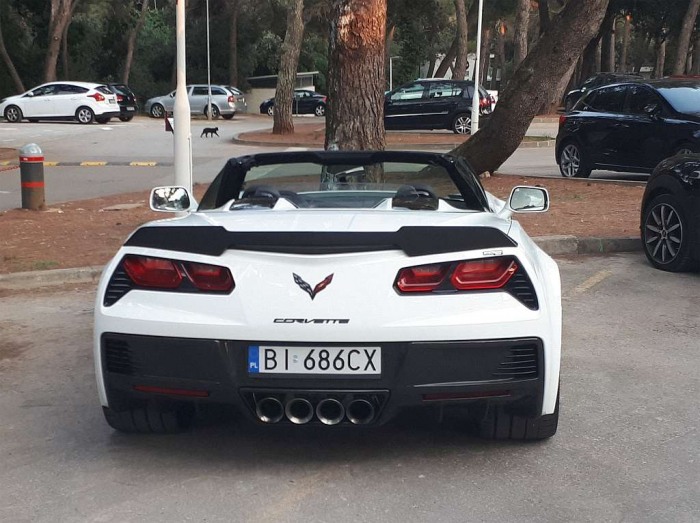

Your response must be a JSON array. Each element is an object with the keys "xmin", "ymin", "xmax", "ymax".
[
  {"xmin": 657, "ymin": 84, "xmax": 700, "ymax": 114},
  {"xmin": 198, "ymin": 152, "xmax": 488, "ymax": 212}
]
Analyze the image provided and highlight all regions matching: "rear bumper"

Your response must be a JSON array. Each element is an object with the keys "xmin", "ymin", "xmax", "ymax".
[{"xmin": 100, "ymin": 333, "xmax": 546, "ymax": 425}]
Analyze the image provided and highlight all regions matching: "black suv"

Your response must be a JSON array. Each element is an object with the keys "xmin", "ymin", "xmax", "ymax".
[
  {"xmin": 384, "ymin": 79, "xmax": 493, "ymax": 134},
  {"xmin": 563, "ymin": 72, "xmax": 641, "ymax": 112},
  {"xmin": 107, "ymin": 83, "xmax": 139, "ymax": 122},
  {"xmin": 556, "ymin": 79, "xmax": 700, "ymax": 178}
]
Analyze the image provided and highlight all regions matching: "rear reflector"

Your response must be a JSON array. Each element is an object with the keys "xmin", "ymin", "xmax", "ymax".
[
  {"xmin": 451, "ymin": 258, "xmax": 517, "ymax": 290},
  {"xmin": 122, "ymin": 255, "xmax": 183, "ymax": 289},
  {"xmin": 133, "ymin": 385, "xmax": 210, "ymax": 398},
  {"xmin": 395, "ymin": 264, "xmax": 450, "ymax": 292}
]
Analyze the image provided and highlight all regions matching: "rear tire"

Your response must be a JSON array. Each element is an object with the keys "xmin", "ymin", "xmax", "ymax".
[
  {"xmin": 119, "ymin": 115, "xmax": 134, "ymax": 122},
  {"xmin": 266, "ymin": 105, "xmax": 274, "ymax": 116},
  {"xmin": 150, "ymin": 103, "xmax": 165, "ymax": 118},
  {"xmin": 96, "ymin": 116, "xmax": 110, "ymax": 124},
  {"xmin": 477, "ymin": 393, "xmax": 559, "ymax": 441},
  {"xmin": 204, "ymin": 105, "xmax": 220, "ymax": 119},
  {"xmin": 222, "ymin": 113, "xmax": 234, "ymax": 120},
  {"xmin": 642, "ymin": 193, "xmax": 697, "ymax": 272},
  {"xmin": 558, "ymin": 141, "xmax": 591, "ymax": 178},
  {"xmin": 314, "ymin": 104, "xmax": 326, "ymax": 117},
  {"xmin": 452, "ymin": 113, "xmax": 471, "ymax": 134},
  {"xmin": 76, "ymin": 106, "xmax": 95, "ymax": 124},
  {"xmin": 102, "ymin": 402, "xmax": 194, "ymax": 434}
]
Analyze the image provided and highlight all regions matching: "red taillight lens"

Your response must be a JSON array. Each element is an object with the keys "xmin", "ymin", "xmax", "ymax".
[
  {"xmin": 122, "ymin": 255, "xmax": 183, "ymax": 289},
  {"xmin": 322, "ymin": 96, "xmax": 327, "ymax": 102},
  {"xmin": 559, "ymin": 114, "xmax": 567, "ymax": 126},
  {"xmin": 395, "ymin": 264, "xmax": 450, "ymax": 292},
  {"xmin": 116, "ymin": 94, "xmax": 124, "ymax": 102},
  {"xmin": 183, "ymin": 262, "xmax": 234, "ymax": 292},
  {"xmin": 89, "ymin": 93, "xmax": 105, "ymax": 102},
  {"xmin": 451, "ymin": 258, "xmax": 517, "ymax": 290},
  {"xmin": 228, "ymin": 95, "xmax": 234, "ymax": 103}
]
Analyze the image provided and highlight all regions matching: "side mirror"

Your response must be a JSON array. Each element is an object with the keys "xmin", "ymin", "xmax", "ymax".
[
  {"xmin": 26, "ymin": 91, "xmax": 35, "ymax": 97},
  {"xmin": 644, "ymin": 103, "xmax": 661, "ymax": 118},
  {"xmin": 508, "ymin": 186, "xmax": 549, "ymax": 213},
  {"xmin": 150, "ymin": 186, "xmax": 195, "ymax": 212}
]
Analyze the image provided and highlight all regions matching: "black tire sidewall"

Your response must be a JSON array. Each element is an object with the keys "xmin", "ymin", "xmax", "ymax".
[
  {"xmin": 150, "ymin": 104, "xmax": 164, "ymax": 118},
  {"xmin": 642, "ymin": 193, "xmax": 694, "ymax": 272},
  {"xmin": 5, "ymin": 105, "xmax": 22, "ymax": 123}
]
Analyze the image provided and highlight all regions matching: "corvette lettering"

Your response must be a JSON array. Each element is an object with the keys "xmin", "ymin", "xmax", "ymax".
[{"xmin": 274, "ymin": 318, "xmax": 350, "ymax": 324}]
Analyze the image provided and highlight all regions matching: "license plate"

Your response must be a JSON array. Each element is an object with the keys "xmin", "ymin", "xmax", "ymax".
[
  {"xmin": 248, "ymin": 346, "xmax": 381, "ymax": 376},
  {"xmin": 126, "ymin": 106, "xmax": 135, "ymax": 111}
]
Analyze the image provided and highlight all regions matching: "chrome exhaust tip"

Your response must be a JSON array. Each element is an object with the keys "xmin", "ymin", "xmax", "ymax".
[
  {"xmin": 285, "ymin": 398, "xmax": 314, "ymax": 425},
  {"xmin": 255, "ymin": 397, "xmax": 284, "ymax": 424},
  {"xmin": 347, "ymin": 399, "xmax": 375, "ymax": 425},
  {"xmin": 316, "ymin": 398, "xmax": 345, "ymax": 426}
]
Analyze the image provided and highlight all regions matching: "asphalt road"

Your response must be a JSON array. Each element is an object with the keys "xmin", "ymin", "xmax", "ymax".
[
  {"xmin": 0, "ymin": 116, "xmax": 642, "ymax": 211},
  {"xmin": 1, "ymin": 253, "xmax": 698, "ymax": 522}
]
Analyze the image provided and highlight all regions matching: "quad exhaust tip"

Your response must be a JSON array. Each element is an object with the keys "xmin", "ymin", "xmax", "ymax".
[
  {"xmin": 347, "ymin": 399, "xmax": 375, "ymax": 425},
  {"xmin": 316, "ymin": 398, "xmax": 345, "ymax": 426},
  {"xmin": 285, "ymin": 398, "xmax": 314, "ymax": 424},
  {"xmin": 256, "ymin": 397, "xmax": 284, "ymax": 424}
]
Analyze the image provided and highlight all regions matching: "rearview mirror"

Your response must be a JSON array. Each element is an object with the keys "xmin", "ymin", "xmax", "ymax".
[
  {"xmin": 150, "ymin": 186, "xmax": 195, "ymax": 212},
  {"xmin": 508, "ymin": 186, "xmax": 549, "ymax": 213}
]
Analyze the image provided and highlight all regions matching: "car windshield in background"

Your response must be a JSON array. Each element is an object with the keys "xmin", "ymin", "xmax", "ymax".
[
  {"xmin": 657, "ymin": 84, "xmax": 700, "ymax": 114},
  {"xmin": 199, "ymin": 153, "xmax": 488, "ymax": 212}
]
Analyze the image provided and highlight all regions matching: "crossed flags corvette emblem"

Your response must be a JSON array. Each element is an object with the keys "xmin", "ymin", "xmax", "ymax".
[{"xmin": 293, "ymin": 273, "xmax": 334, "ymax": 300}]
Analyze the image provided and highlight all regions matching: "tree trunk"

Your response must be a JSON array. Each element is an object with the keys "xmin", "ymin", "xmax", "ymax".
[
  {"xmin": 655, "ymin": 38, "xmax": 666, "ymax": 78},
  {"xmin": 228, "ymin": 0, "xmax": 240, "ymax": 86},
  {"xmin": 122, "ymin": 0, "xmax": 150, "ymax": 84},
  {"xmin": 325, "ymin": 0, "xmax": 386, "ymax": 150},
  {"xmin": 450, "ymin": 0, "xmax": 611, "ymax": 175},
  {"xmin": 479, "ymin": 27, "xmax": 491, "ymax": 84},
  {"xmin": 600, "ymin": 9, "xmax": 615, "ymax": 72},
  {"xmin": 494, "ymin": 20, "xmax": 506, "ymax": 87},
  {"xmin": 620, "ymin": 13, "xmax": 631, "ymax": 72},
  {"xmin": 513, "ymin": 0, "xmax": 530, "ymax": 68},
  {"xmin": 45, "ymin": 0, "xmax": 75, "ymax": 82},
  {"xmin": 673, "ymin": 0, "xmax": 700, "ymax": 75},
  {"xmin": 452, "ymin": 0, "xmax": 468, "ymax": 80},
  {"xmin": 694, "ymin": 34, "xmax": 700, "ymax": 74},
  {"xmin": 538, "ymin": 0, "xmax": 550, "ymax": 36},
  {"xmin": 273, "ymin": 0, "xmax": 305, "ymax": 135},
  {"xmin": 0, "ymin": 7, "xmax": 25, "ymax": 92},
  {"xmin": 581, "ymin": 34, "xmax": 599, "ymax": 80},
  {"xmin": 434, "ymin": 36, "xmax": 457, "ymax": 78}
]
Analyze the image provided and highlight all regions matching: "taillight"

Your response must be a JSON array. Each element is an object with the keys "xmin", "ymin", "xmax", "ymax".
[
  {"xmin": 395, "ymin": 264, "xmax": 450, "ymax": 292},
  {"xmin": 116, "ymin": 94, "xmax": 124, "ymax": 102},
  {"xmin": 89, "ymin": 93, "xmax": 105, "ymax": 102},
  {"xmin": 228, "ymin": 95, "xmax": 234, "ymax": 103},
  {"xmin": 451, "ymin": 258, "xmax": 517, "ymax": 290},
  {"xmin": 322, "ymin": 96, "xmax": 327, "ymax": 102},
  {"xmin": 120, "ymin": 255, "xmax": 234, "ymax": 293},
  {"xmin": 395, "ymin": 256, "xmax": 518, "ymax": 294},
  {"xmin": 123, "ymin": 255, "xmax": 183, "ymax": 289},
  {"xmin": 183, "ymin": 261, "xmax": 234, "ymax": 291},
  {"xmin": 559, "ymin": 114, "xmax": 567, "ymax": 126}
]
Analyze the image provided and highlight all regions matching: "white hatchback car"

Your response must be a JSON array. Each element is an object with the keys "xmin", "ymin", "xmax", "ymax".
[{"xmin": 0, "ymin": 81, "xmax": 120, "ymax": 124}]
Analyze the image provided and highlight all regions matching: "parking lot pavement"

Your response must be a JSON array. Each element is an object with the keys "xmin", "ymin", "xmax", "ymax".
[{"xmin": 0, "ymin": 253, "xmax": 698, "ymax": 522}]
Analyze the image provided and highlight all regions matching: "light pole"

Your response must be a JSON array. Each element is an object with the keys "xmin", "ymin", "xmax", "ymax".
[
  {"xmin": 470, "ymin": 0, "xmax": 484, "ymax": 135},
  {"xmin": 174, "ymin": 0, "xmax": 192, "ymax": 193},
  {"xmin": 206, "ymin": 0, "xmax": 212, "ymax": 121},
  {"xmin": 389, "ymin": 56, "xmax": 400, "ymax": 91}
]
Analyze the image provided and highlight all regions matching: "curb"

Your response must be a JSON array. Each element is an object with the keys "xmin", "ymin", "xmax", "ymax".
[
  {"xmin": 231, "ymin": 137, "xmax": 555, "ymax": 150},
  {"xmin": 0, "ymin": 160, "xmax": 170, "ymax": 168},
  {"xmin": 0, "ymin": 236, "xmax": 641, "ymax": 290}
]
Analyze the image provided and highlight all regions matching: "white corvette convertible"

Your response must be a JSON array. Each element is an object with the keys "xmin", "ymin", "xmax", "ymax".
[{"xmin": 94, "ymin": 151, "xmax": 561, "ymax": 440}]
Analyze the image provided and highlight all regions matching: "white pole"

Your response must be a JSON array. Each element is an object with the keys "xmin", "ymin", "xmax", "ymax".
[
  {"xmin": 174, "ymin": 0, "xmax": 192, "ymax": 193},
  {"xmin": 206, "ymin": 0, "xmax": 212, "ymax": 121},
  {"xmin": 470, "ymin": 0, "xmax": 484, "ymax": 135}
]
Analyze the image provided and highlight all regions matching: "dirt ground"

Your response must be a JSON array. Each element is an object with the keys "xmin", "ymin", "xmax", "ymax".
[{"xmin": 0, "ymin": 173, "xmax": 644, "ymax": 274}]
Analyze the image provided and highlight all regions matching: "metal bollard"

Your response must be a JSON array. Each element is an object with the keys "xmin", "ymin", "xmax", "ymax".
[{"xmin": 19, "ymin": 143, "xmax": 45, "ymax": 210}]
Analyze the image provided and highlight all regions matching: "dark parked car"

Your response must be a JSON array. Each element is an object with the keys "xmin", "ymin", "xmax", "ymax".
[
  {"xmin": 640, "ymin": 154, "xmax": 700, "ymax": 272},
  {"xmin": 384, "ymin": 79, "xmax": 493, "ymax": 134},
  {"xmin": 259, "ymin": 89, "xmax": 327, "ymax": 117},
  {"xmin": 556, "ymin": 79, "xmax": 700, "ymax": 178},
  {"xmin": 107, "ymin": 83, "xmax": 139, "ymax": 122},
  {"xmin": 563, "ymin": 72, "xmax": 641, "ymax": 112}
]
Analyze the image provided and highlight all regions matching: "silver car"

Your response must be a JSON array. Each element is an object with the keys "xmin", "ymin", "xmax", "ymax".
[
  {"xmin": 226, "ymin": 86, "xmax": 248, "ymax": 113},
  {"xmin": 145, "ymin": 84, "xmax": 236, "ymax": 119}
]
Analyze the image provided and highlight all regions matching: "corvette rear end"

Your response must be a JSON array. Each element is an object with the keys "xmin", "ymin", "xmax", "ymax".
[{"xmin": 94, "ymin": 151, "xmax": 561, "ymax": 440}]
